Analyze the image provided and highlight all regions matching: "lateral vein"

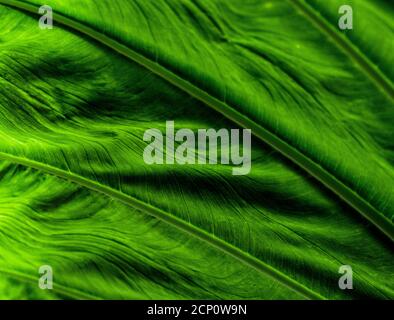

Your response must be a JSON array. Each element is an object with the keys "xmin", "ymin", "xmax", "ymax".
[
  {"xmin": 0, "ymin": 151, "xmax": 325, "ymax": 300},
  {"xmin": 0, "ymin": 1, "xmax": 392, "ymax": 239}
]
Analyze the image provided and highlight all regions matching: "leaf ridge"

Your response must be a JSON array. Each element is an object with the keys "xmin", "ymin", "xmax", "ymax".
[
  {"xmin": 0, "ymin": 2, "xmax": 392, "ymax": 239},
  {"xmin": 0, "ymin": 151, "xmax": 325, "ymax": 300},
  {"xmin": 0, "ymin": 268, "xmax": 100, "ymax": 299},
  {"xmin": 289, "ymin": 0, "xmax": 394, "ymax": 100}
]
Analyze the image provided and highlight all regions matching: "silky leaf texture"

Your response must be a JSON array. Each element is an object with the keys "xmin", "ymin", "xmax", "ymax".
[{"xmin": 0, "ymin": 0, "xmax": 393, "ymax": 300}]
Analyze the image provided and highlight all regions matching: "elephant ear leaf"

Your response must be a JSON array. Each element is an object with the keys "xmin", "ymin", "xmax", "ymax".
[{"xmin": 0, "ymin": 0, "xmax": 393, "ymax": 300}]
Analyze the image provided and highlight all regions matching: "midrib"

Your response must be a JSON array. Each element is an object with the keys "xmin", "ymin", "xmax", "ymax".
[
  {"xmin": 0, "ymin": 0, "xmax": 392, "ymax": 297},
  {"xmin": 0, "ymin": 0, "xmax": 392, "ymax": 241},
  {"xmin": 0, "ymin": 151, "xmax": 324, "ymax": 300}
]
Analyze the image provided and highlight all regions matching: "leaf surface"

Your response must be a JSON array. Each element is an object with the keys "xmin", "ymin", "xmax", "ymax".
[{"xmin": 0, "ymin": 0, "xmax": 393, "ymax": 299}]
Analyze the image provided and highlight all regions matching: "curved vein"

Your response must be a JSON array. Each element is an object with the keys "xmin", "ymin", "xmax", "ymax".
[
  {"xmin": 0, "ymin": 268, "xmax": 100, "ymax": 299},
  {"xmin": 0, "ymin": 151, "xmax": 325, "ymax": 300},
  {"xmin": 0, "ymin": 0, "xmax": 392, "ymax": 241},
  {"xmin": 289, "ymin": 0, "xmax": 394, "ymax": 100}
]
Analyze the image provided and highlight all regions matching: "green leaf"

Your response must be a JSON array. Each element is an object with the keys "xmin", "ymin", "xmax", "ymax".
[{"xmin": 0, "ymin": 0, "xmax": 392, "ymax": 299}]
